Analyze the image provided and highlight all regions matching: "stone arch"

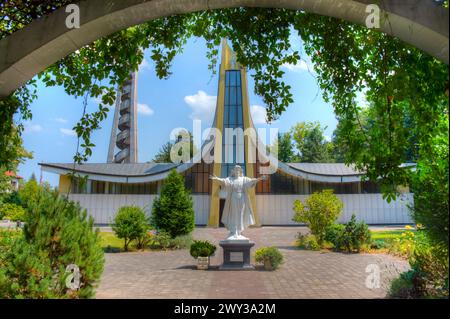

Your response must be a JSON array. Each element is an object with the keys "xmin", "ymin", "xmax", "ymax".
[{"xmin": 0, "ymin": 0, "xmax": 448, "ymax": 97}]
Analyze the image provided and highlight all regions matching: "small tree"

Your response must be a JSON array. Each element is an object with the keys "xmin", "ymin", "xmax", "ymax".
[
  {"xmin": 293, "ymin": 189, "xmax": 343, "ymax": 245},
  {"xmin": 0, "ymin": 187, "xmax": 104, "ymax": 299},
  {"xmin": 325, "ymin": 214, "xmax": 371, "ymax": 252},
  {"xmin": 151, "ymin": 169, "xmax": 194, "ymax": 238},
  {"xmin": 112, "ymin": 206, "xmax": 149, "ymax": 251}
]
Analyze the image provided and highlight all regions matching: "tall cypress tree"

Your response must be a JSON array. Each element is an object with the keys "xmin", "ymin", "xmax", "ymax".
[{"xmin": 151, "ymin": 169, "xmax": 195, "ymax": 238}]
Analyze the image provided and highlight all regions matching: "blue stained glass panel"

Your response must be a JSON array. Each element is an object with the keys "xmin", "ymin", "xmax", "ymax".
[
  {"xmin": 237, "ymin": 107, "xmax": 243, "ymax": 125},
  {"xmin": 237, "ymin": 89, "xmax": 242, "ymax": 105},
  {"xmin": 224, "ymin": 105, "xmax": 229, "ymax": 125},
  {"xmin": 229, "ymin": 87, "xmax": 236, "ymax": 105},
  {"xmin": 229, "ymin": 106, "xmax": 236, "ymax": 125},
  {"xmin": 229, "ymin": 71, "xmax": 236, "ymax": 86}
]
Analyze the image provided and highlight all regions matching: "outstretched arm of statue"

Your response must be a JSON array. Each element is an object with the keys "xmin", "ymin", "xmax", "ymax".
[
  {"xmin": 244, "ymin": 175, "xmax": 268, "ymax": 188},
  {"xmin": 209, "ymin": 174, "xmax": 226, "ymax": 186},
  {"xmin": 252, "ymin": 175, "xmax": 268, "ymax": 183},
  {"xmin": 257, "ymin": 175, "xmax": 268, "ymax": 181}
]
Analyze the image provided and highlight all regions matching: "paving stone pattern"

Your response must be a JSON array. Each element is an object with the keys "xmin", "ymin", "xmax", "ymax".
[{"xmin": 96, "ymin": 227, "xmax": 409, "ymax": 299}]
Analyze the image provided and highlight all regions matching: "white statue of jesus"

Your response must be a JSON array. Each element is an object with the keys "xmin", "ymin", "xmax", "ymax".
[{"xmin": 210, "ymin": 165, "xmax": 267, "ymax": 240}]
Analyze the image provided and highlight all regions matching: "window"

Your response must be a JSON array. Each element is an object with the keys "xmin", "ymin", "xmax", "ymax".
[
  {"xmin": 310, "ymin": 181, "xmax": 359, "ymax": 194},
  {"xmin": 222, "ymin": 70, "xmax": 245, "ymax": 177},
  {"xmin": 182, "ymin": 162, "xmax": 212, "ymax": 194},
  {"xmin": 91, "ymin": 180, "xmax": 105, "ymax": 194},
  {"xmin": 70, "ymin": 177, "xmax": 87, "ymax": 194},
  {"xmin": 82, "ymin": 181, "xmax": 159, "ymax": 194}
]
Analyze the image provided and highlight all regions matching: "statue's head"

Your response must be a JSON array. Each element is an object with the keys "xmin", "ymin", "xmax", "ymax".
[{"xmin": 232, "ymin": 165, "xmax": 243, "ymax": 177}]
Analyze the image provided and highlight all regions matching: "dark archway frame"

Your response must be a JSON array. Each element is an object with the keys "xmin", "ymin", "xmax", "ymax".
[{"xmin": 0, "ymin": 0, "xmax": 448, "ymax": 97}]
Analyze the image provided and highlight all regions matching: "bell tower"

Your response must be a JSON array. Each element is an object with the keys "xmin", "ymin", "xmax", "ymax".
[{"xmin": 107, "ymin": 72, "xmax": 138, "ymax": 163}]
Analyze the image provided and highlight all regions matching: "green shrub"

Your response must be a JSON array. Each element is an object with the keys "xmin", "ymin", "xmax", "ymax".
[
  {"xmin": 410, "ymin": 128, "xmax": 448, "ymax": 249},
  {"xmin": 2, "ymin": 191, "xmax": 22, "ymax": 206},
  {"xmin": 17, "ymin": 179, "xmax": 41, "ymax": 209},
  {"xmin": 156, "ymin": 230, "xmax": 173, "ymax": 249},
  {"xmin": 409, "ymin": 237, "xmax": 449, "ymax": 297},
  {"xmin": 134, "ymin": 230, "xmax": 154, "ymax": 250},
  {"xmin": 190, "ymin": 240, "xmax": 216, "ymax": 258},
  {"xmin": 296, "ymin": 233, "xmax": 320, "ymax": 250},
  {"xmin": 255, "ymin": 246, "xmax": 284, "ymax": 270},
  {"xmin": 0, "ymin": 229, "xmax": 21, "ymax": 261},
  {"xmin": 293, "ymin": 189, "xmax": 343, "ymax": 245},
  {"xmin": 0, "ymin": 238, "xmax": 56, "ymax": 298},
  {"xmin": 389, "ymin": 271, "xmax": 417, "ymax": 299},
  {"xmin": 370, "ymin": 239, "xmax": 389, "ymax": 250},
  {"xmin": 148, "ymin": 230, "xmax": 172, "ymax": 250},
  {"xmin": 325, "ymin": 215, "xmax": 371, "ymax": 252},
  {"xmin": 385, "ymin": 230, "xmax": 416, "ymax": 258},
  {"xmin": 324, "ymin": 223, "xmax": 345, "ymax": 248},
  {"xmin": 0, "ymin": 203, "xmax": 26, "ymax": 221},
  {"xmin": 112, "ymin": 206, "xmax": 149, "ymax": 251},
  {"xmin": 344, "ymin": 214, "xmax": 371, "ymax": 252},
  {"xmin": 389, "ymin": 234, "xmax": 449, "ymax": 299},
  {"xmin": 0, "ymin": 188, "xmax": 104, "ymax": 299},
  {"xmin": 151, "ymin": 169, "xmax": 195, "ymax": 238},
  {"xmin": 170, "ymin": 234, "xmax": 193, "ymax": 249},
  {"xmin": 147, "ymin": 230, "xmax": 193, "ymax": 250},
  {"xmin": 0, "ymin": 168, "xmax": 13, "ymax": 198}
]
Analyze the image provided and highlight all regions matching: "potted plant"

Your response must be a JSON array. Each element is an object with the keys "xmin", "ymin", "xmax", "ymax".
[
  {"xmin": 190, "ymin": 240, "xmax": 216, "ymax": 270},
  {"xmin": 255, "ymin": 246, "xmax": 284, "ymax": 271}
]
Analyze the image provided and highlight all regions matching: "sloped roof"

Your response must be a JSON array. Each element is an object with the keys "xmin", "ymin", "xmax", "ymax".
[
  {"xmin": 40, "ymin": 161, "xmax": 415, "ymax": 184},
  {"xmin": 39, "ymin": 162, "xmax": 179, "ymax": 177},
  {"xmin": 5, "ymin": 171, "xmax": 22, "ymax": 179},
  {"xmin": 40, "ymin": 161, "xmax": 368, "ymax": 184},
  {"xmin": 287, "ymin": 163, "xmax": 363, "ymax": 176}
]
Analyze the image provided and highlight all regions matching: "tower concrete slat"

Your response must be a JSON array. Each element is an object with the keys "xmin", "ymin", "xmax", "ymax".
[{"xmin": 107, "ymin": 72, "xmax": 138, "ymax": 163}]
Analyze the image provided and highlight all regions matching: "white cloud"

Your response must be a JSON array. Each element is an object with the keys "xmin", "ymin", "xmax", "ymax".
[
  {"xmin": 24, "ymin": 122, "xmax": 43, "ymax": 134},
  {"xmin": 54, "ymin": 117, "xmax": 68, "ymax": 124},
  {"xmin": 137, "ymin": 103, "xmax": 154, "ymax": 116},
  {"xmin": 60, "ymin": 128, "xmax": 77, "ymax": 137},
  {"xmin": 139, "ymin": 58, "xmax": 151, "ymax": 72},
  {"xmin": 281, "ymin": 59, "xmax": 309, "ymax": 72},
  {"xmin": 250, "ymin": 105, "xmax": 267, "ymax": 125},
  {"xmin": 184, "ymin": 90, "xmax": 217, "ymax": 121},
  {"xmin": 324, "ymin": 135, "xmax": 332, "ymax": 142}
]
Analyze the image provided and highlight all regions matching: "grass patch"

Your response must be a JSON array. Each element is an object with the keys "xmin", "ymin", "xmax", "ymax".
[
  {"xmin": 371, "ymin": 230, "xmax": 412, "ymax": 241},
  {"xmin": 99, "ymin": 232, "xmax": 126, "ymax": 252},
  {"xmin": 369, "ymin": 228, "xmax": 416, "ymax": 257},
  {"xmin": 98, "ymin": 231, "xmax": 194, "ymax": 252}
]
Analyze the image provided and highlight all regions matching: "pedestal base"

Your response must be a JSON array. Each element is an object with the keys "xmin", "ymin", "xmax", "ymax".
[{"xmin": 219, "ymin": 240, "xmax": 255, "ymax": 270}]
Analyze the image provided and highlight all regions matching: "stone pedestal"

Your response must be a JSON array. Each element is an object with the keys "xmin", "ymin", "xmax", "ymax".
[{"xmin": 219, "ymin": 239, "xmax": 255, "ymax": 270}]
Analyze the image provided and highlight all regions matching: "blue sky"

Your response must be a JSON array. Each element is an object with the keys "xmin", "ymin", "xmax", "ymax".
[{"xmin": 18, "ymin": 36, "xmax": 337, "ymax": 186}]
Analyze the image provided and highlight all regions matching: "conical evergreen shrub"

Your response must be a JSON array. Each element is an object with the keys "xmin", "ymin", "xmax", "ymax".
[{"xmin": 151, "ymin": 169, "xmax": 195, "ymax": 238}]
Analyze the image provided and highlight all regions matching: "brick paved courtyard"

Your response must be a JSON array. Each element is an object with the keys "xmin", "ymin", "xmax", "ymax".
[{"xmin": 96, "ymin": 227, "xmax": 409, "ymax": 299}]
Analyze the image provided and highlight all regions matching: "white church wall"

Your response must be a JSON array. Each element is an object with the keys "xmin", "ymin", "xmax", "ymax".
[
  {"xmin": 256, "ymin": 193, "xmax": 414, "ymax": 225},
  {"xmin": 68, "ymin": 194, "xmax": 157, "ymax": 224},
  {"xmin": 68, "ymin": 194, "xmax": 210, "ymax": 225},
  {"xmin": 68, "ymin": 193, "xmax": 413, "ymax": 225},
  {"xmin": 191, "ymin": 195, "xmax": 210, "ymax": 225}
]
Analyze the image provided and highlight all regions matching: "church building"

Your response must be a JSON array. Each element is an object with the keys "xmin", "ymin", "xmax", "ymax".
[{"xmin": 40, "ymin": 40, "xmax": 413, "ymax": 226}]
